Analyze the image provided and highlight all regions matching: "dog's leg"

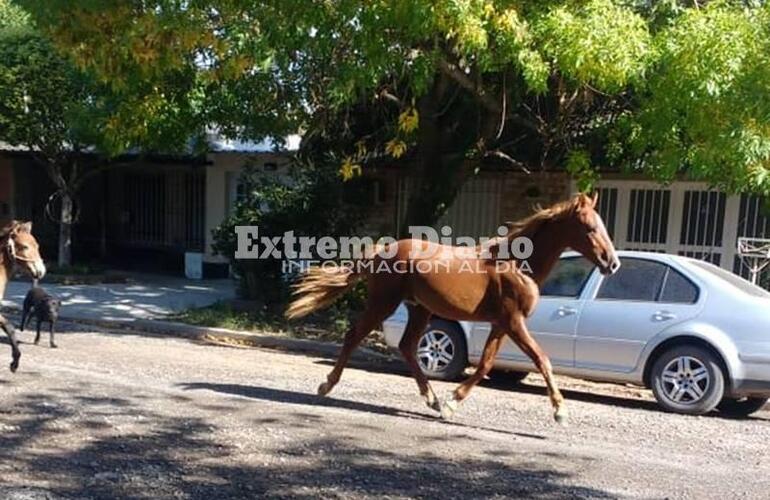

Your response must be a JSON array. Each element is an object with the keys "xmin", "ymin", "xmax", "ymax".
[
  {"xmin": 49, "ymin": 321, "xmax": 57, "ymax": 349},
  {"xmin": 20, "ymin": 307, "xmax": 28, "ymax": 332},
  {"xmin": 34, "ymin": 319, "xmax": 41, "ymax": 345}
]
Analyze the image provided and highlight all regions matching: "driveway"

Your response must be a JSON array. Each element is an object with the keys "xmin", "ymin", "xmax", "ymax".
[
  {"xmin": 2, "ymin": 275, "xmax": 235, "ymax": 323},
  {"xmin": 0, "ymin": 321, "xmax": 768, "ymax": 499}
]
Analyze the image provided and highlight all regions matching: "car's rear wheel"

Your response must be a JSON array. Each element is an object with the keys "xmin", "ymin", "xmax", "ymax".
[
  {"xmin": 717, "ymin": 397, "xmax": 768, "ymax": 418},
  {"xmin": 416, "ymin": 320, "xmax": 467, "ymax": 381},
  {"xmin": 650, "ymin": 345, "xmax": 725, "ymax": 415}
]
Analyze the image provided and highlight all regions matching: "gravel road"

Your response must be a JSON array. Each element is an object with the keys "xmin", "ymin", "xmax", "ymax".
[{"xmin": 0, "ymin": 322, "xmax": 768, "ymax": 499}]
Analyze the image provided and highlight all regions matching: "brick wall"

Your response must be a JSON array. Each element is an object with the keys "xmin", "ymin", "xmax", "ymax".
[
  {"xmin": 359, "ymin": 168, "xmax": 573, "ymax": 238},
  {"xmin": 499, "ymin": 171, "xmax": 572, "ymax": 222}
]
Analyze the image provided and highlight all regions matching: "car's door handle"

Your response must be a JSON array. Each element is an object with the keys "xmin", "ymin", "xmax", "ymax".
[
  {"xmin": 557, "ymin": 306, "xmax": 578, "ymax": 317},
  {"xmin": 653, "ymin": 311, "xmax": 677, "ymax": 321}
]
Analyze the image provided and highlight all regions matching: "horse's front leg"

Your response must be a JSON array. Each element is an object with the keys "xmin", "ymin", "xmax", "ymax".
[
  {"xmin": 0, "ymin": 314, "xmax": 21, "ymax": 373},
  {"xmin": 440, "ymin": 327, "xmax": 505, "ymax": 419},
  {"xmin": 508, "ymin": 313, "xmax": 566, "ymax": 424}
]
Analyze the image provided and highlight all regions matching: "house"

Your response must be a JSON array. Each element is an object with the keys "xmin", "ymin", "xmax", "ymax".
[
  {"xmin": 425, "ymin": 169, "xmax": 770, "ymax": 285},
  {"xmin": 0, "ymin": 137, "xmax": 297, "ymax": 277},
  {"xmin": 3, "ymin": 139, "xmax": 769, "ymax": 287}
]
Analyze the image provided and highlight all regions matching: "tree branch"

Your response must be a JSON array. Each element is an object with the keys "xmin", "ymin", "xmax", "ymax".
[
  {"xmin": 437, "ymin": 59, "xmax": 501, "ymax": 114},
  {"xmin": 484, "ymin": 150, "xmax": 531, "ymax": 174}
]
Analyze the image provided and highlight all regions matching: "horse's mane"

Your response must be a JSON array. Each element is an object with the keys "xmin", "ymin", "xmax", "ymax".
[
  {"xmin": 0, "ymin": 221, "xmax": 17, "ymax": 241},
  {"xmin": 504, "ymin": 196, "xmax": 582, "ymax": 239},
  {"xmin": 0, "ymin": 220, "xmax": 29, "ymax": 243}
]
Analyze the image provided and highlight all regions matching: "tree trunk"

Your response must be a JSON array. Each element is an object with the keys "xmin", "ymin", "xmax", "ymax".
[
  {"xmin": 399, "ymin": 77, "xmax": 476, "ymax": 236},
  {"xmin": 58, "ymin": 191, "xmax": 73, "ymax": 268}
]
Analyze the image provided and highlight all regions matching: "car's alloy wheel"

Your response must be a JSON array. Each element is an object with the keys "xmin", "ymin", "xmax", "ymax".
[
  {"xmin": 650, "ymin": 345, "xmax": 725, "ymax": 415},
  {"xmin": 660, "ymin": 356, "xmax": 710, "ymax": 405},
  {"xmin": 416, "ymin": 320, "xmax": 467, "ymax": 381}
]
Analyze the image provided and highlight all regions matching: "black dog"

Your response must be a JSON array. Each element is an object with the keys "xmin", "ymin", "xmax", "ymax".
[{"xmin": 20, "ymin": 286, "xmax": 61, "ymax": 348}]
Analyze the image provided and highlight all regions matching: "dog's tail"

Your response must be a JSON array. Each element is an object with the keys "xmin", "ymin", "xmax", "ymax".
[{"xmin": 285, "ymin": 264, "xmax": 363, "ymax": 320}]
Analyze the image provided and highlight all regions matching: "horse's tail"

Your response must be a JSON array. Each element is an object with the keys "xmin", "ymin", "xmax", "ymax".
[{"xmin": 285, "ymin": 264, "xmax": 363, "ymax": 319}]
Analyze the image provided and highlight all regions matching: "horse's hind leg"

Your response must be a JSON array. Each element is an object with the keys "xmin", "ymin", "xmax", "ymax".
[
  {"xmin": 508, "ymin": 313, "xmax": 566, "ymax": 423},
  {"xmin": 441, "ymin": 327, "xmax": 505, "ymax": 419},
  {"xmin": 0, "ymin": 314, "xmax": 21, "ymax": 373},
  {"xmin": 397, "ymin": 304, "xmax": 440, "ymax": 412},
  {"xmin": 317, "ymin": 293, "xmax": 400, "ymax": 397}
]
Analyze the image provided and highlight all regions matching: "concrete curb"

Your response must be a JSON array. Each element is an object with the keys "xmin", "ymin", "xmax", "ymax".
[{"xmin": 0, "ymin": 305, "xmax": 392, "ymax": 363}]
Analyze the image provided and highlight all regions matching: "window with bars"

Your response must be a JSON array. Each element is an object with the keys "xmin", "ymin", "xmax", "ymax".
[
  {"xmin": 626, "ymin": 189, "xmax": 670, "ymax": 244},
  {"xmin": 595, "ymin": 187, "xmax": 617, "ymax": 239},
  {"xmin": 680, "ymin": 191, "xmax": 726, "ymax": 247}
]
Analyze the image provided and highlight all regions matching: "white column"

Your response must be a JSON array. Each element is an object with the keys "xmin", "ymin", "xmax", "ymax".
[
  {"xmin": 722, "ymin": 195, "xmax": 741, "ymax": 271},
  {"xmin": 666, "ymin": 186, "xmax": 684, "ymax": 256}
]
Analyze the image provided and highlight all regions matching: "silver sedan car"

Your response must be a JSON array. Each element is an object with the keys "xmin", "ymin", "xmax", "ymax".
[{"xmin": 382, "ymin": 251, "xmax": 770, "ymax": 416}]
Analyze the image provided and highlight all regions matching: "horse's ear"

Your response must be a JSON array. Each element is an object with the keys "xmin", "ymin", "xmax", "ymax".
[
  {"xmin": 591, "ymin": 191, "xmax": 599, "ymax": 208},
  {"xmin": 18, "ymin": 222, "xmax": 32, "ymax": 233}
]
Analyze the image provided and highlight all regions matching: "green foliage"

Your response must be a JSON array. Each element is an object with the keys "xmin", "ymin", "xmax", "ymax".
[
  {"xmin": 211, "ymin": 159, "xmax": 368, "ymax": 307},
  {"xmin": 566, "ymin": 149, "xmax": 600, "ymax": 193},
  {"xmin": 16, "ymin": 0, "xmax": 770, "ymax": 209},
  {"xmin": 619, "ymin": 2, "xmax": 770, "ymax": 196},
  {"xmin": 0, "ymin": 0, "xmax": 28, "ymax": 29},
  {"xmin": 0, "ymin": 29, "xmax": 82, "ymax": 155},
  {"xmin": 537, "ymin": 0, "xmax": 652, "ymax": 92}
]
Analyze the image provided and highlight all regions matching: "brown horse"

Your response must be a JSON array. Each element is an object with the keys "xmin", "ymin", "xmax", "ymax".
[
  {"xmin": 0, "ymin": 221, "xmax": 46, "ymax": 372},
  {"xmin": 286, "ymin": 193, "xmax": 619, "ymax": 423}
]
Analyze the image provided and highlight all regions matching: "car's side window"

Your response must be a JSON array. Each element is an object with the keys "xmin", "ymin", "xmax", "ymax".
[
  {"xmin": 541, "ymin": 257, "xmax": 595, "ymax": 298},
  {"xmin": 659, "ymin": 267, "xmax": 699, "ymax": 304},
  {"xmin": 596, "ymin": 258, "xmax": 667, "ymax": 302}
]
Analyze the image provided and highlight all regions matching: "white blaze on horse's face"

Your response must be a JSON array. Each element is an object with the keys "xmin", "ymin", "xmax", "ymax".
[
  {"xmin": 572, "ymin": 194, "xmax": 620, "ymax": 276},
  {"xmin": 590, "ymin": 211, "xmax": 620, "ymax": 275}
]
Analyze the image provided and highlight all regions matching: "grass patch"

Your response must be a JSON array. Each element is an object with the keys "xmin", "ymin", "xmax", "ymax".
[
  {"xmin": 170, "ymin": 301, "xmax": 390, "ymax": 352},
  {"xmin": 40, "ymin": 263, "xmax": 130, "ymax": 285}
]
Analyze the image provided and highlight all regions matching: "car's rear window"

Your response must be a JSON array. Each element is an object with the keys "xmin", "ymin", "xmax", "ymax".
[{"xmin": 689, "ymin": 260, "xmax": 770, "ymax": 298}]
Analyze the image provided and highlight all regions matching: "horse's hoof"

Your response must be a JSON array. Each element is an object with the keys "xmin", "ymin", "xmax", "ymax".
[
  {"xmin": 554, "ymin": 407, "xmax": 569, "ymax": 425},
  {"xmin": 317, "ymin": 382, "xmax": 332, "ymax": 397},
  {"xmin": 440, "ymin": 398, "xmax": 459, "ymax": 420},
  {"xmin": 50, "ymin": 344, "xmax": 58, "ymax": 349},
  {"xmin": 425, "ymin": 397, "xmax": 441, "ymax": 414},
  {"xmin": 10, "ymin": 360, "xmax": 18, "ymax": 373}
]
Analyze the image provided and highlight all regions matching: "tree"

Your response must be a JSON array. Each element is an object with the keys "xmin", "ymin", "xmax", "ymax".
[
  {"xmin": 615, "ymin": 2, "xmax": 770, "ymax": 199},
  {"xmin": 0, "ymin": 3, "xmax": 206, "ymax": 266},
  {"xmin": 17, "ymin": 0, "xmax": 770, "ymax": 230},
  {"xmin": 0, "ymin": 26, "xmax": 88, "ymax": 266}
]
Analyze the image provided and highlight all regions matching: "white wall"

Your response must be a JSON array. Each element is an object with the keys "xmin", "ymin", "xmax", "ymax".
[{"xmin": 204, "ymin": 152, "xmax": 293, "ymax": 263}]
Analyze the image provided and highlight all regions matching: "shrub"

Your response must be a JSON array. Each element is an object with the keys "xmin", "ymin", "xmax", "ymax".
[{"xmin": 212, "ymin": 159, "xmax": 370, "ymax": 317}]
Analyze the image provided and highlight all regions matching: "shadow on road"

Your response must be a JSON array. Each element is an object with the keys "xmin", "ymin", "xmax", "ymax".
[
  {"xmin": 0, "ymin": 389, "xmax": 614, "ymax": 499},
  {"xmin": 313, "ymin": 357, "xmax": 770, "ymax": 421},
  {"xmin": 177, "ymin": 382, "xmax": 547, "ymax": 440}
]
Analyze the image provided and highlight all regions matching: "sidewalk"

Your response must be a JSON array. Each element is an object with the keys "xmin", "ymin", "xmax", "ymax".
[
  {"xmin": 2, "ymin": 274, "xmax": 236, "ymax": 323},
  {"xmin": 1, "ymin": 274, "xmax": 387, "ymax": 362}
]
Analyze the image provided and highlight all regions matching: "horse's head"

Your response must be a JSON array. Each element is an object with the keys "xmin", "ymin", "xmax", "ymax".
[
  {"xmin": 2, "ymin": 221, "xmax": 46, "ymax": 280},
  {"xmin": 563, "ymin": 193, "xmax": 620, "ymax": 276}
]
